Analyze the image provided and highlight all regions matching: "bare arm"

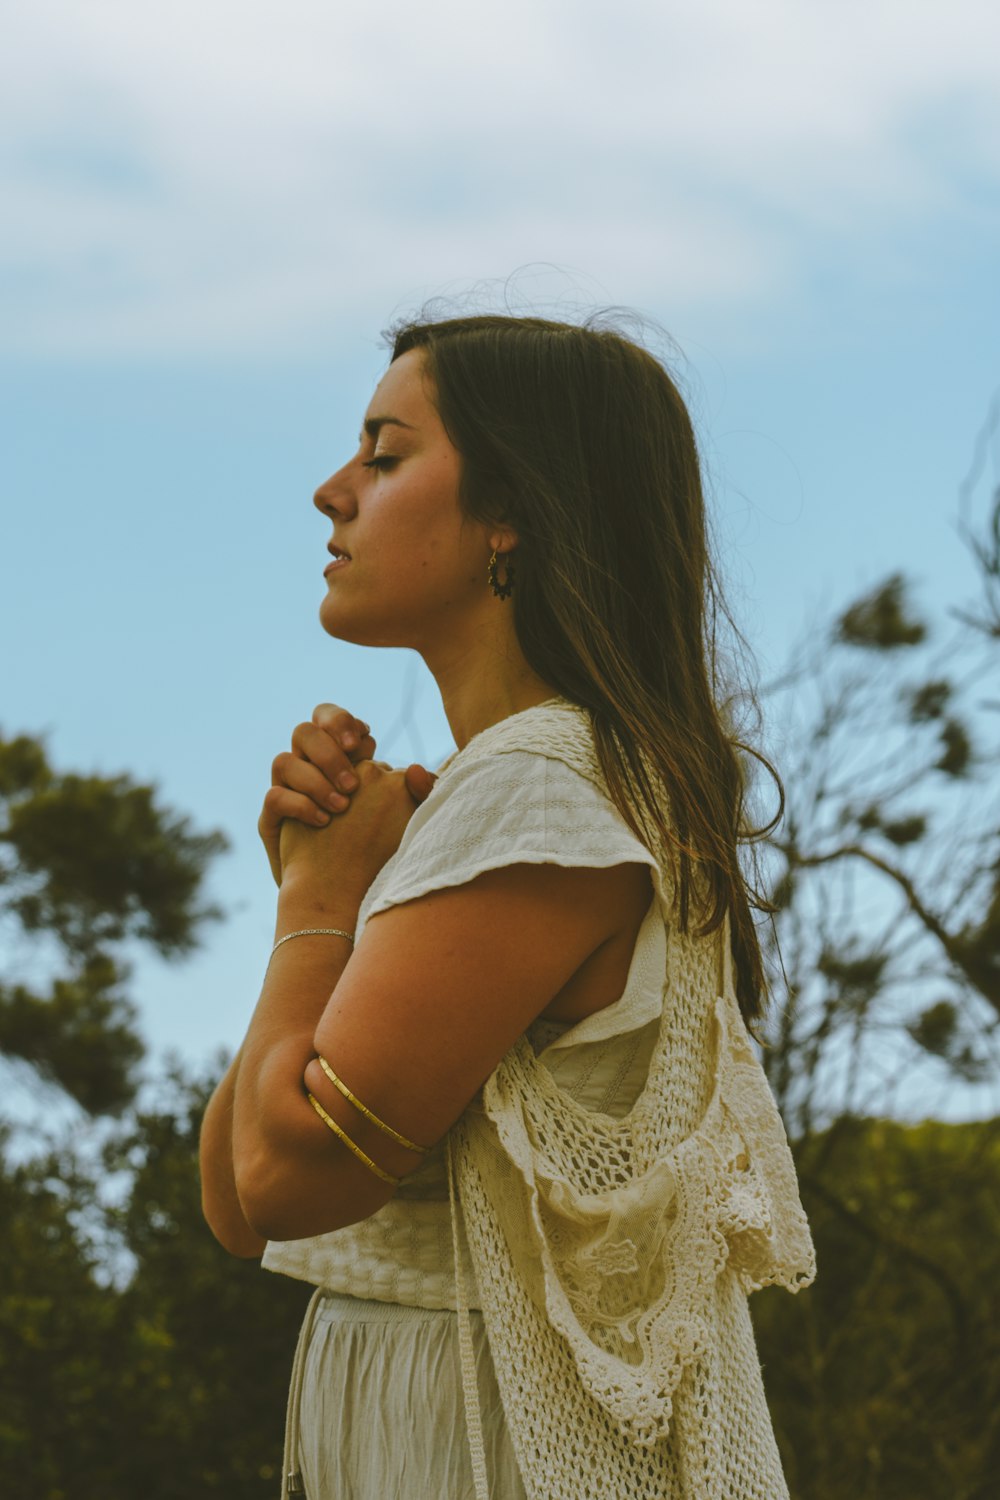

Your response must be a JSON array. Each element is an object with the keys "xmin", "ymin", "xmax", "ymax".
[
  {"xmin": 199, "ymin": 703, "xmax": 386, "ymax": 1256},
  {"xmin": 229, "ymin": 889, "xmax": 401, "ymax": 1243},
  {"xmin": 230, "ymin": 857, "xmax": 646, "ymax": 1244},
  {"xmin": 199, "ymin": 1044, "xmax": 267, "ymax": 1258}
]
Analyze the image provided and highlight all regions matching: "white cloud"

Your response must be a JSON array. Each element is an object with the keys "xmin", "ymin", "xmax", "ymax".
[{"xmin": 2, "ymin": 0, "xmax": 998, "ymax": 355}]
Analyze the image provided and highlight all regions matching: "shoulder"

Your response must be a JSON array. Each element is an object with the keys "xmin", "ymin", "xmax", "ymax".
[
  {"xmin": 440, "ymin": 697, "xmax": 602, "ymax": 786},
  {"xmin": 388, "ymin": 742, "xmax": 655, "ymax": 888},
  {"xmin": 357, "ymin": 699, "xmax": 667, "ymax": 938},
  {"xmin": 416, "ymin": 699, "xmax": 625, "ymax": 851}
]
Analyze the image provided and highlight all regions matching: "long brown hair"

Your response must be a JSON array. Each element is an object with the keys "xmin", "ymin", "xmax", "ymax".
[{"xmin": 386, "ymin": 311, "xmax": 780, "ymax": 1028}]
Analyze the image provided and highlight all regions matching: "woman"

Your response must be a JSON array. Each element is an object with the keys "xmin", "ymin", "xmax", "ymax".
[{"xmin": 199, "ymin": 312, "xmax": 816, "ymax": 1499}]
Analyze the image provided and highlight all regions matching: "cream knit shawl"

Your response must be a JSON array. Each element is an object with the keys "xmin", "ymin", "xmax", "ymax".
[{"xmin": 440, "ymin": 699, "xmax": 816, "ymax": 1500}]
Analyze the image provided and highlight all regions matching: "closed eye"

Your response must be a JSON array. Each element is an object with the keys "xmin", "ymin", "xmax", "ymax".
[{"xmin": 362, "ymin": 455, "xmax": 399, "ymax": 471}]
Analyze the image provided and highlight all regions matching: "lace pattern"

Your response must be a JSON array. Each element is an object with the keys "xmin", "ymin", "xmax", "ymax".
[{"xmin": 441, "ymin": 700, "xmax": 815, "ymax": 1499}]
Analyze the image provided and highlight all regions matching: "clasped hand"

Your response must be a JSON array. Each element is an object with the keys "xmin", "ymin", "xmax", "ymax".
[{"xmin": 258, "ymin": 703, "xmax": 438, "ymax": 896}]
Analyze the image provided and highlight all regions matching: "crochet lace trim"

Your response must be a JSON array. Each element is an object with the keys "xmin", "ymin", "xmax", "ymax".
[{"xmin": 442, "ymin": 700, "xmax": 815, "ymax": 1498}]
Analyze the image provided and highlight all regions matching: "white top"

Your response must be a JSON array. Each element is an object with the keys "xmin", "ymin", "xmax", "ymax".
[{"xmin": 262, "ymin": 707, "xmax": 666, "ymax": 1308}]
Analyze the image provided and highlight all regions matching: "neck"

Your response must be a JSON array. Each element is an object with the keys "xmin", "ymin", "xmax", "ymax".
[{"xmin": 421, "ymin": 618, "xmax": 560, "ymax": 752}]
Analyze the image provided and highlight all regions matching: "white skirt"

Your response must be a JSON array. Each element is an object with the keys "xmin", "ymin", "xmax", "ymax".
[{"xmin": 282, "ymin": 1289, "xmax": 529, "ymax": 1500}]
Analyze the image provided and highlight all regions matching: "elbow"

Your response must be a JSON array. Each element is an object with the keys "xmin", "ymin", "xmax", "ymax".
[
  {"xmin": 200, "ymin": 1185, "xmax": 267, "ymax": 1260},
  {"xmin": 234, "ymin": 1147, "xmax": 391, "ymax": 1242},
  {"xmin": 233, "ymin": 1151, "xmax": 294, "ymax": 1243},
  {"xmin": 212, "ymin": 1225, "xmax": 267, "ymax": 1260}
]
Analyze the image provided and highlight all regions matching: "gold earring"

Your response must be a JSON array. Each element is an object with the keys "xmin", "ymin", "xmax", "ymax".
[{"xmin": 488, "ymin": 549, "xmax": 515, "ymax": 600}]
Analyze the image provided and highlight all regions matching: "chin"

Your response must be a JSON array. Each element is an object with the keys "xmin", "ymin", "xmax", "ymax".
[
  {"xmin": 318, "ymin": 597, "xmax": 359, "ymax": 643},
  {"xmin": 318, "ymin": 595, "xmax": 406, "ymax": 649}
]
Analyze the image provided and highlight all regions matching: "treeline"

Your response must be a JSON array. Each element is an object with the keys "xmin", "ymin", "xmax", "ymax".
[{"xmin": 2, "ymin": 1083, "xmax": 996, "ymax": 1499}]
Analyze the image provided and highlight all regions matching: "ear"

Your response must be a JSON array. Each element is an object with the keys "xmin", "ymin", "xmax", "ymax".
[{"xmin": 488, "ymin": 531, "xmax": 519, "ymax": 555}]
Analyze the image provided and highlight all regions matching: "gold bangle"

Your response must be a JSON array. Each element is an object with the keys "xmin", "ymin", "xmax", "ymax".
[
  {"xmin": 316, "ymin": 1054, "xmax": 431, "ymax": 1155},
  {"xmin": 305, "ymin": 1092, "xmax": 401, "ymax": 1187}
]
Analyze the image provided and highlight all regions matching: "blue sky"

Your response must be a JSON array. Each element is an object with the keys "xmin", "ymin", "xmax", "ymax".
[{"xmin": 2, "ymin": 0, "xmax": 999, "ymax": 1125}]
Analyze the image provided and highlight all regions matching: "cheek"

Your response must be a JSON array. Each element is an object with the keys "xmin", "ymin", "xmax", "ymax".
[{"xmin": 385, "ymin": 494, "xmax": 461, "ymax": 565}]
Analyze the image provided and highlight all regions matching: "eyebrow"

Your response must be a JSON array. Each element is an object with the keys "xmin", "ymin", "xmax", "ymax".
[{"xmin": 359, "ymin": 415, "xmax": 416, "ymax": 443}]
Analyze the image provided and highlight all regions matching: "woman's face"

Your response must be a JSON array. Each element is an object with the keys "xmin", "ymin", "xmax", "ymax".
[{"xmin": 314, "ymin": 348, "xmax": 494, "ymax": 650}]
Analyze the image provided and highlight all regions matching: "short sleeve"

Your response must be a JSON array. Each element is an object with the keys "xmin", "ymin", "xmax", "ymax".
[{"xmin": 354, "ymin": 749, "xmax": 660, "ymax": 945}]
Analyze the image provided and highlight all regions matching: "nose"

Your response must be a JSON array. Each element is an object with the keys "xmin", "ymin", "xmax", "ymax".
[{"xmin": 313, "ymin": 464, "xmax": 358, "ymax": 519}]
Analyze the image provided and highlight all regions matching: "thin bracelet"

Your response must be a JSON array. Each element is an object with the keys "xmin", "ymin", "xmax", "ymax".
[
  {"xmin": 271, "ymin": 927, "xmax": 355, "ymax": 955},
  {"xmin": 305, "ymin": 1092, "xmax": 401, "ymax": 1187},
  {"xmin": 316, "ymin": 1054, "xmax": 431, "ymax": 1155}
]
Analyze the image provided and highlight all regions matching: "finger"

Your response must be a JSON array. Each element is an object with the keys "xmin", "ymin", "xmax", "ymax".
[
  {"xmin": 300, "ymin": 714, "xmax": 378, "ymax": 763},
  {"xmin": 352, "ymin": 758, "xmax": 393, "ymax": 778},
  {"xmin": 405, "ymin": 763, "xmax": 437, "ymax": 802},
  {"xmin": 261, "ymin": 785, "xmax": 335, "ymax": 831},
  {"xmin": 288, "ymin": 723, "xmax": 366, "ymax": 796},
  {"xmin": 271, "ymin": 749, "xmax": 354, "ymax": 810},
  {"xmin": 311, "ymin": 703, "xmax": 376, "ymax": 755}
]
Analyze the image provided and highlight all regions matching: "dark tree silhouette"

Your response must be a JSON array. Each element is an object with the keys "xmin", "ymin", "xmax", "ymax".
[{"xmin": 0, "ymin": 732, "xmax": 228, "ymax": 1113}]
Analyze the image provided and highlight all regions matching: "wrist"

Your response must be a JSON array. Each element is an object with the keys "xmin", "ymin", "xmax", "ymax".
[{"xmin": 276, "ymin": 875, "xmax": 363, "ymax": 933}]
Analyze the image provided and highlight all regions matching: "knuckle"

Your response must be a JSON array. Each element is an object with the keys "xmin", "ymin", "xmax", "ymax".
[
  {"xmin": 271, "ymin": 750, "xmax": 293, "ymax": 781},
  {"xmin": 308, "ymin": 724, "xmax": 341, "ymax": 764},
  {"xmin": 312, "ymin": 701, "xmax": 344, "ymax": 725}
]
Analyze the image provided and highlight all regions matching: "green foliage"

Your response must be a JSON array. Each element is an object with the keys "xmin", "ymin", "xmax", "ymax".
[
  {"xmin": 0, "ymin": 1068, "xmax": 311, "ymax": 1499},
  {"xmin": 0, "ymin": 734, "xmax": 52, "ymax": 799},
  {"xmin": 0, "ymin": 958, "xmax": 144, "ymax": 1116},
  {"xmin": 904, "ymin": 999, "xmax": 989, "ymax": 1082},
  {"xmin": 1, "ymin": 750, "xmax": 229, "ymax": 960},
  {"xmin": 880, "ymin": 813, "xmax": 928, "ymax": 845},
  {"xmin": 951, "ymin": 865, "xmax": 1000, "ymax": 1010},
  {"xmin": 766, "ymin": 528, "xmax": 997, "ymax": 1126},
  {"xmin": 753, "ymin": 1116, "xmax": 1000, "ymax": 1500},
  {"xmin": 0, "ymin": 730, "xmax": 228, "ymax": 1113},
  {"xmin": 906, "ymin": 678, "xmax": 951, "ymax": 722},
  {"xmin": 935, "ymin": 718, "xmax": 973, "ymax": 777},
  {"xmin": 815, "ymin": 946, "xmax": 887, "ymax": 1016},
  {"xmin": 856, "ymin": 803, "xmax": 929, "ymax": 845},
  {"xmin": 835, "ymin": 574, "xmax": 927, "ymax": 650},
  {"xmin": 102, "ymin": 1063, "xmax": 312, "ymax": 1499},
  {"xmin": 0, "ymin": 1125, "xmax": 120, "ymax": 1494}
]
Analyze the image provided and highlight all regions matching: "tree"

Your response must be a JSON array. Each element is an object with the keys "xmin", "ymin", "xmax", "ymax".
[
  {"xmin": 0, "ymin": 1067, "xmax": 312, "ymax": 1499},
  {"xmin": 0, "ymin": 732, "xmax": 228, "ymax": 1114},
  {"xmin": 756, "ymin": 400, "xmax": 1000, "ymax": 1134},
  {"xmin": 741, "ymin": 396, "xmax": 1000, "ymax": 1497},
  {"xmin": 753, "ymin": 1116, "xmax": 1000, "ymax": 1500},
  {"xmin": 0, "ymin": 735, "xmax": 247, "ymax": 1496}
]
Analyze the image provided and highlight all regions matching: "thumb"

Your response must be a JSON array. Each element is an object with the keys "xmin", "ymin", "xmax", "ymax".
[{"xmin": 405, "ymin": 762, "xmax": 438, "ymax": 803}]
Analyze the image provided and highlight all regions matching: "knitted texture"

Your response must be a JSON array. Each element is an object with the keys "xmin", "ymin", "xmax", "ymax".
[{"xmin": 438, "ymin": 699, "xmax": 816, "ymax": 1500}]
